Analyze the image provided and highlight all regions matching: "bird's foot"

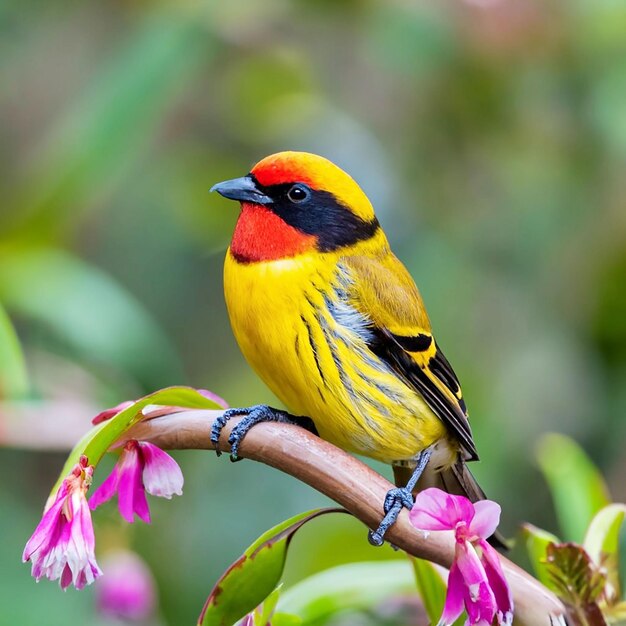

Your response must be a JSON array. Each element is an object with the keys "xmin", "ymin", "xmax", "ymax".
[
  {"xmin": 210, "ymin": 405, "xmax": 316, "ymax": 462},
  {"xmin": 368, "ymin": 487, "xmax": 414, "ymax": 546},
  {"xmin": 368, "ymin": 446, "xmax": 433, "ymax": 546},
  {"xmin": 211, "ymin": 405, "xmax": 287, "ymax": 461}
]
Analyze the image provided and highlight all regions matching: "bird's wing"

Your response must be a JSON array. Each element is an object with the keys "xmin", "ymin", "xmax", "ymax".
[{"xmin": 342, "ymin": 253, "xmax": 478, "ymax": 461}]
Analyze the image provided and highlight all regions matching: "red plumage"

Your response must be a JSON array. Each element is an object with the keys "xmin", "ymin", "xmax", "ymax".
[
  {"xmin": 230, "ymin": 203, "xmax": 317, "ymax": 263},
  {"xmin": 251, "ymin": 160, "xmax": 316, "ymax": 188}
]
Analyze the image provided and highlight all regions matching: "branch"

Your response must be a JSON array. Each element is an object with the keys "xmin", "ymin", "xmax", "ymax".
[{"xmin": 125, "ymin": 409, "xmax": 567, "ymax": 626}]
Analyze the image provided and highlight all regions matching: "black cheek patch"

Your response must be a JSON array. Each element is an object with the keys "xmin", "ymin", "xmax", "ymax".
[{"xmin": 253, "ymin": 179, "xmax": 380, "ymax": 251}]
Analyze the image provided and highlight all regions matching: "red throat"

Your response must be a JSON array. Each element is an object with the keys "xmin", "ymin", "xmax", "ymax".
[{"xmin": 230, "ymin": 203, "xmax": 317, "ymax": 263}]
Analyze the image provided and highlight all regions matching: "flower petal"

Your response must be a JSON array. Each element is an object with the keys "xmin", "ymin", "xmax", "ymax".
[
  {"xmin": 455, "ymin": 541, "xmax": 496, "ymax": 625},
  {"xmin": 139, "ymin": 442, "xmax": 183, "ymax": 499},
  {"xmin": 77, "ymin": 494, "xmax": 97, "ymax": 556},
  {"xmin": 479, "ymin": 540, "xmax": 514, "ymax": 625},
  {"xmin": 117, "ymin": 445, "xmax": 147, "ymax": 523},
  {"xmin": 89, "ymin": 465, "xmax": 120, "ymax": 510},
  {"xmin": 96, "ymin": 551, "xmax": 156, "ymax": 620},
  {"xmin": 23, "ymin": 460, "xmax": 102, "ymax": 590},
  {"xmin": 133, "ymin": 483, "xmax": 151, "ymax": 524},
  {"xmin": 92, "ymin": 400, "xmax": 134, "ymax": 425},
  {"xmin": 469, "ymin": 500, "xmax": 501, "ymax": 540},
  {"xmin": 410, "ymin": 488, "xmax": 475, "ymax": 531},
  {"xmin": 60, "ymin": 564, "xmax": 73, "ymax": 590},
  {"xmin": 67, "ymin": 496, "xmax": 102, "ymax": 589},
  {"xmin": 23, "ymin": 484, "xmax": 68, "ymax": 561},
  {"xmin": 439, "ymin": 562, "xmax": 465, "ymax": 625}
]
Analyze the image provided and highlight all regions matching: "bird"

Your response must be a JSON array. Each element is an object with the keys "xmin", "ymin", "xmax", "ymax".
[{"xmin": 210, "ymin": 151, "xmax": 493, "ymax": 546}]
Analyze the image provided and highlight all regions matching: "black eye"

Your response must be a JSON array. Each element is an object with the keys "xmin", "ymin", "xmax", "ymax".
[{"xmin": 287, "ymin": 184, "xmax": 310, "ymax": 203}]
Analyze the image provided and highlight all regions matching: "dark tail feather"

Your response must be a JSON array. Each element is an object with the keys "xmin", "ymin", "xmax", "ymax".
[
  {"xmin": 394, "ymin": 460, "xmax": 509, "ymax": 550},
  {"xmin": 441, "ymin": 460, "xmax": 487, "ymax": 501}
]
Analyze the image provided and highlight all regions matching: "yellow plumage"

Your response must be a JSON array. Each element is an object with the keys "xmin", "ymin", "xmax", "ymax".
[{"xmin": 224, "ymin": 208, "xmax": 458, "ymax": 464}]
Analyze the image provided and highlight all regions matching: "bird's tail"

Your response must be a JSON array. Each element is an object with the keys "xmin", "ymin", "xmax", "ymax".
[{"xmin": 393, "ymin": 459, "xmax": 509, "ymax": 549}]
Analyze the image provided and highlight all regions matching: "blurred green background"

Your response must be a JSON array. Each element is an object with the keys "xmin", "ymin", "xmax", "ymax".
[{"xmin": 1, "ymin": 0, "xmax": 625, "ymax": 624}]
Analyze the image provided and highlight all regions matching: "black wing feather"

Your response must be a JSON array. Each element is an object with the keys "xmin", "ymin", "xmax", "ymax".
[
  {"xmin": 368, "ymin": 328, "xmax": 479, "ymax": 461},
  {"xmin": 430, "ymin": 342, "xmax": 467, "ymax": 414}
]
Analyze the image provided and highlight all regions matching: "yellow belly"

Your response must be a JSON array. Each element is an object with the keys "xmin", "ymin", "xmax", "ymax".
[{"xmin": 223, "ymin": 250, "xmax": 448, "ymax": 463}]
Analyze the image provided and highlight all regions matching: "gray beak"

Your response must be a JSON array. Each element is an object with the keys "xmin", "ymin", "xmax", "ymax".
[{"xmin": 210, "ymin": 175, "xmax": 272, "ymax": 205}]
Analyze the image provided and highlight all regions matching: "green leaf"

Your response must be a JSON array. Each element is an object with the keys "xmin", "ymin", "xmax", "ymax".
[
  {"xmin": 536, "ymin": 433, "xmax": 611, "ymax": 542},
  {"xmin": 0, "ymin": 302, "xmax": 29, "ymax": 398},
  {"xmin": 0, "ymin": 247, "xmax": 183, "ymax": 388},
  {"xmin": 411, "ymin": 556, "xmax": 447, "ymax": 624},
  {"xmin": 199, "ymin": 509, "xmax": 347, "ymax": 626},
  {"xmin": 51, "ymin": 386, "xmax": 223, "ymax": 495},
  {"xmin": 583, "ymin": 503, "xmax": 626, "ymax": 599},
  {"xmin": 520, "ymin": 523, "xmax": 562, "ymax": 590},
  {"xmin": 410, "ymin": 557, "xmax": 465, "ymax": 626},
  {"xmin": 255, "ymin": 586, "xmax": 283, "ymax": 626},
  {"xmin": 278, "ymin": 560, "xmax": 417, "ymax": 625},
  {"xmin": 271, "ymin": 614, "xmax": 302, "ymax": 626}
]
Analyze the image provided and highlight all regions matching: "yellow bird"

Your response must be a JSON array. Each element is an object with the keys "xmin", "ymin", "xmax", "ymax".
[{"xmin": 211, "ymin": 151, "xmax": 490, "ymax": 545}]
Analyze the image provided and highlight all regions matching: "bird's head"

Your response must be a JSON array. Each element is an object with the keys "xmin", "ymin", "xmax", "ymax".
[{"xmin": 211, "ymin": 151, "xmax": 381, "ymax": 263}]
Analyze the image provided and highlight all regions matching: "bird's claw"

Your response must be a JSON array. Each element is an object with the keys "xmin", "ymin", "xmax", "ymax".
[
  {"xmin": 368, "ymin": 529, "xmax": 385, "ymax": 546},
  {"xmin": 383, "ymin": 487, "xmax": 414, "ymax": 513},
  {"xmin": 210, "ymin": 407, "xmax": 253, "ymax": 456},
  {"xmin": 368, "ymin": 487, "xmax": 415, "ymax": 546},
  {"xmin": 368, "ymin": 447, "xmax": 433, "ymax": 546},
  {"xmin": 211, "ymin": 405, "xmax": 290, "ymax": 462}
]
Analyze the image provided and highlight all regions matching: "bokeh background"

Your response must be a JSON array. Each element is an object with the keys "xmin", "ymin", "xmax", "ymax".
[{"xmin": 1, "ymin": 0, "xmax": 625, "ymax": 624}]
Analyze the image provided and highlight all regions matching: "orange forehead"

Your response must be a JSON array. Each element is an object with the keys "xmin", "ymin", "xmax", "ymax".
[
  {"xmin": 251, "ymin": 152, "xmax": 321, "ymax": 187},
  {"xmin": 250, "ymin": 151, "xmax": 375, "ymax": 221}
]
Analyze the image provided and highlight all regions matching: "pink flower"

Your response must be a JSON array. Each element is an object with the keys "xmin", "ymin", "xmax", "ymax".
[
  {"xmin": 89, "ymin": 440, "xmax": 183, "ymax": 523},
  {"xmin": 92, "ymin": 401, "xmax": 134, "ymax": 425},
  {"xmin": 409, "ymin": 488, "xmax": 513, "ymax": 626},
  {"xmin": 23, "ymin": 455, "xmax": 102, "ymax": 590},
  {"xmin": 96, "ymin": 550, "xmax": 157, "ymax": 621}
]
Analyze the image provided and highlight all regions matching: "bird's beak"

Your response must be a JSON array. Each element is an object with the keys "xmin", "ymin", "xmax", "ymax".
[{"xmin": 210, "ymin": 176, "xmax": 272, "ymax": 205}]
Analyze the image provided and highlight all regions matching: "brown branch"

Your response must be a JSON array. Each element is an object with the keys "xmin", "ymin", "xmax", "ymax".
[{"xmin": 125, "ymin": 409, "xmax": 567, "ymax": 626}]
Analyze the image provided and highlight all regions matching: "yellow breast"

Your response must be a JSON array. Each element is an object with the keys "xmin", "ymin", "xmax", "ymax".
[{"xmin": 223, "ymin": 250, "xmax": 447, "ymax": 463}]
